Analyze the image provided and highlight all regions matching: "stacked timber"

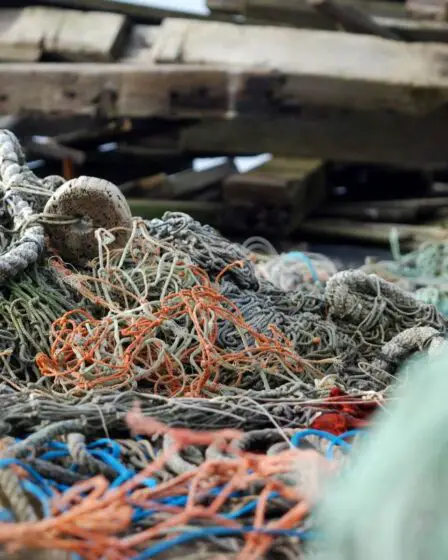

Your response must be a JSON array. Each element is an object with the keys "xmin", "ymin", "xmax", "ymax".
[{"xmin": 0, "ymin": 0, "xmax": 448, "ymax": 245}]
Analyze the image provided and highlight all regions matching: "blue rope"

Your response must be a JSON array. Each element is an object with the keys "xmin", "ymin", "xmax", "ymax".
[
  {"xmin": 283, "ymin": 251, "xmax": 320, "ymax": 284},
  {"xmin": 325, "ymin": 429, "xmax": 364, "ymax": 460},
  {"xmin": 224, "ymin": 492, "xmax": 279, "ymax": 520},
  {"xmin": 0, "ymin": 458, "xmax": 54, "ymax": 495},
  {"xmin": 88, "ymin": 438, "xmax": 121, "ymax": 459},
  {"xmin": 133, "ymin": 527, "xmax": 315, "ymax": 559},
  {"xmin": 0, "ymin": 429, "xmax": 343, "ymax": 560},
  {"xmin": 21, "ymin": 479, "xmax": 52, "ymax": 518},
  {"xmin": 291, "ymin": 429, "xmax": 352, "ymax": 455},
  {"xmin": 0, "ymin": 508, "xmax": 14, "ymax": 522}
]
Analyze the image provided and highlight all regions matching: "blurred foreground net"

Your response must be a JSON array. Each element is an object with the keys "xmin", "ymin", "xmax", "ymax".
[{"xmin": 0, "ymin": 130, "xmax": 444, "ymax": 557}]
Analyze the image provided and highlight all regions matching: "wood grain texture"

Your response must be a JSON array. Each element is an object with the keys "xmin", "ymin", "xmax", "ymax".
[
  {"xmin": 208, "ymin": 0, "xmax": 448, "ymax": 42},
  {"xmin": 0, "ymin": 8, "xmax": 54, "ymax": 62},
  {"xmin": 152, "ymin": 18, "xmax": 448, "ymax": 114},
  {"xmin": 0, "ymin": 63, "xmax": 231, "ymax": 118},
  {"xmin": 180, "ymin": 108, "xmax": 448, "ymax": 168},
  {"xmin": 0, "ymin": 7, "xmax": 128, "ymax": 62}
]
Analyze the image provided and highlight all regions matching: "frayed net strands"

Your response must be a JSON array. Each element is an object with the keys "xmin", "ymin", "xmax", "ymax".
[
  {"xmin": 312, "ymin": 346, "xmax": 448, "ymax": 560},
  {"xmin": 35, "ymin": 222, "xmax": 314, "ymax": 397},
  {"xmin": 0, "ymin": 129, "xmax": 444, "ymax": 557},
  {"xmin": 0, "ymin": 411, "xmax": 356, "ymax": 560},
  {"xmin": 243, "ymin": 236, "xmax": 338, "ymax": 291},
  {"xmin": 0, "ymin": 130, "xmax": 444, "ymax": 403},
  {"xmin": 0, "ymin": 387, "xmax": 379, "ymax": 438},
  {"xmin": 361, "ymin": 229, "xmax": 448, "ymax": 316}
]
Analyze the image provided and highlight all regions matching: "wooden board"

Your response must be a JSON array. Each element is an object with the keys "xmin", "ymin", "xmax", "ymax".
[
  {"xmin": 223, "ymin": 157, "xmax": 324, "ymax": 204},
  {"xmin": 208, "ymin": 0, "xmax": 448, "ymax": 42},
  {"xmin": 121, "ymin": 25, "xmax": 160, "ymax": 64},
  {"xmin": 406, "ymin": 0, "xmax": 448, "ymax": 21},
  {"xmin": 179, "ymin": 108, "xmax": 448, "ymax": 169},
  {"xmin": 209, "ymin": 0, "xmax": 408, "ymax": 19},
  {"xmin": 0, "ymin": 7, "xmax": 128, "ymax": 62},
  {"xmin": 223, "ymin": 157, "xmax": 326, "ymax": 231},
  {"xmin": 0, "ymin": 8, "xmax": 53, "ymax": 61},
  {"xmin": 0, "ymin": 0, "xmax": 217, "ymax": 24},
  {"xmin": 121, "ymin": 160, "xmax": 236, "ymax": 198},
  {"xmin": 316, "ymin": 197, "xmax": 448, "ymax": 222},
  {"xmin": 0, "ymin": 64, "xmax": 231, "ymax": 118},
  {"xmin": 378, "ymin": 16, "xmax": 448, "ymax": 42},
  {"xmin": 152, "ymin": 18, "xmax": 448, "ymax": 114},
  {"xmin": 298, "ymin": 219, "xmax": 448, "ymax": 247},
  {"xmin": 50, "ymin": 9, "xmax": 128, "ymax": 61}
]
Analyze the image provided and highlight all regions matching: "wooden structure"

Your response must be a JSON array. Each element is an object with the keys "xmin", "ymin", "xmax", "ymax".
[{"xmin": 1, "ymin": 0, "xmax": 448, "ymax": 242}]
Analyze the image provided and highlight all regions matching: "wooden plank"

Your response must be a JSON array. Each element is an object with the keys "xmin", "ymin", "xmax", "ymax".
[
  {"xmin": 50, "ymin": 9, "xmax": 128, "ymax": 62},
  {"xmin": 378, "ymin": 16, "xmax": 448, "ymax": 42},
  {"xmin": 298, "ymin": 219, "xmax": 448, "ymax": 247},
  {"xmin": 25, "ymin": 138, "xmax": 86, "ymax": 164},
  {"xmin": 0, "ymin": 8, "xmax": 57, "ymax": 62},
  {"xmin": 121, "ymin": 25, "xmax": 160, "ymax": 64},
  {"xmin": 152, "ymin": 18, "xmax": 448, "ymax": 114},
  {"xmin": 208, "ymin": 0, "xmax": 448, "ymax": 42},
  {"xmin": 223, "ymin": 157, "xmax": 326, "ymax": 231},
  {"xmin": 0, "ymin": 64, "xmax": 232, "ymax": 118},
  {"xmin": 0, "ymin": 0, "xmax": 233, "ymax": 25},
  {"xmin": 179, "ymin": 108, "xmax": 448, "ymax": 169},
  {"xmin": 223, "ymin": 157, "xmax": 323, "ymax": 205},
  {"xmin": 208, "ymin": 0, "xmax": 410, "ymax": 22},
  {"xmin": 406, "ymin": 1, "xmax": 448, "ymax": 21},
  {"xmin": 127, "ymin": 198, "xmax": 226, "ymax": 225},
  {"xmin": 121, "ymin": 160, "xmax": 237, "ymax": 198},
  {"xmin": 308, "ymin": 0, "xmax": 401, "ymax": 40},
  {"xmin": 0, "ymin": 7, "xmax": 128, "ymax": 62},
  {"xmin": 316, "ymin": 197, "xmax": 448, "ymax": 222},
  {"xmin": 3, "ymin": 25, "xmax": 448, "ymax": 117}
]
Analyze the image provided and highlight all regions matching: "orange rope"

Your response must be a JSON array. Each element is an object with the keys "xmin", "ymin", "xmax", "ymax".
[
  {"xmin": 36, "ymin": 264, "xmax": 309, "ymax": 396},
  {"xmin": 0, "ymin": 413, "xmax": 321, "ymax": 558}
]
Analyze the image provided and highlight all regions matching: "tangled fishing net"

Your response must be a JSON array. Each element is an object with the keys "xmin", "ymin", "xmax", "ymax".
[
  {"xmin": 361, "ymin": 228, "xmax": 448, "ymax": 316},
  {"xmin": 0, "ymin": 129, "xmax": 445, "ymax": 557},
  {"xmin": 243, "ymin": 236, "xmax": 338, "ymax": 290},
  {"xmin": 312, "ymin": 346, "xmax": 448, "ymax": 560}
]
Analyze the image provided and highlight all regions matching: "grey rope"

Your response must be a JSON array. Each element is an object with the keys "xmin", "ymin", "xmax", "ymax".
[
  {"xmin": 369, "ymin": 326, "xmax": 445, "ymax": 383},
  {"xmin": 28, "ymin": 459, "xmax": 84, "ymax": 486},
  {"xmin": 0, "ymin": 130, "xmax": 49, "ymax": 283},
  {"xmin": 67, "ymin": 433, "xmax": 116, "ymax": 479},
  {"xmin": 7, "ymin": 420, "xmax": 83, "ymax": 459},
  {"xmin": 0, "ymin": 467, "xmax": 37, "ymax": 522}
]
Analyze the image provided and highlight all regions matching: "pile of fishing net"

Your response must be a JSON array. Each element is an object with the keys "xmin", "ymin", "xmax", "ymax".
[
  {"xmin": 0, "ymin": 129, "xmax": 445, "ymax": 558},
  {"xmin": 0, "ymin": 412, "xmax": 353, "ymax": 560},
  {"xmin": 361, "ymin": 229, "xmax": 448, "ymax": 317}
]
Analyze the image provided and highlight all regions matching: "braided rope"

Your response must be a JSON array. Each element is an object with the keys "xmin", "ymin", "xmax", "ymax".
[{"xmin": 0, "ymin": 130, "xmax": 51, "ymax": 284}]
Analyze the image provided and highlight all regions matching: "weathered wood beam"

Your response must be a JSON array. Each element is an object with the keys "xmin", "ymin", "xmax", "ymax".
[
  {"xmin": 0, "ymin": 9, "xmax": 41, "ymax": 61},
  {"xmin": 406, "ymin": 0, "xmax": 448, "ymax": 21},
  {"xmin": 0, "ymin": 0, "xmax": 222, "ymax": 24},
  {"xmin": 0, "ymin": 7, "xmax": 129, "ymax": 62},
  {"xmin": 17, "ymin": 106, "xmax": 448, "ymax": 169},
  {"xmin": 298, "ymin": 219, "xmax": 448, "ymax": 247},
  {"xmin": 127, "ymin": 198, "xmax": 226, "ymax": 225},
  {"xmin": 208, "ymin": 0, "xmax": 448, "ymax": 41},
  {"xmin": 121, "ymin": 160, "xmax": 236, "ymax": 198},
  {"xmin": 208, "ymin": 0, "xmax": 407, "ymax": 20},
  {"xmin": 308, "ymin": 0, "xmax": 401, "ymax": 40},
  {"xmin": 4, "ymin": 17, "xmax": 448, "ymax": 117},
  {"xmin": 0, "ymin": 64, "xmax": 232, "ymax": 118},
  {"xmin": 179, "ymin": 108, "xmax": 448, "ymax": 169},
  {"xmin": 223, "ymin": 157, "xmax": 326, "ymax": 232},
  {"xmin": 151, "ymin": 19, "xmax": 448, "ymax": 115},
  {"xmin": 315, "ymin": 197, "xmax": 448, "ymax": 222},
  {"xmin": 25, "ymin": 138, "xmax": 86, "ymax": 164}
]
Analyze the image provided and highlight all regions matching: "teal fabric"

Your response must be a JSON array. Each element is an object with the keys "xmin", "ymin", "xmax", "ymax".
[{"xmin": 311, "ymin": 348, "xmax": 448, "ymax": 560}]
